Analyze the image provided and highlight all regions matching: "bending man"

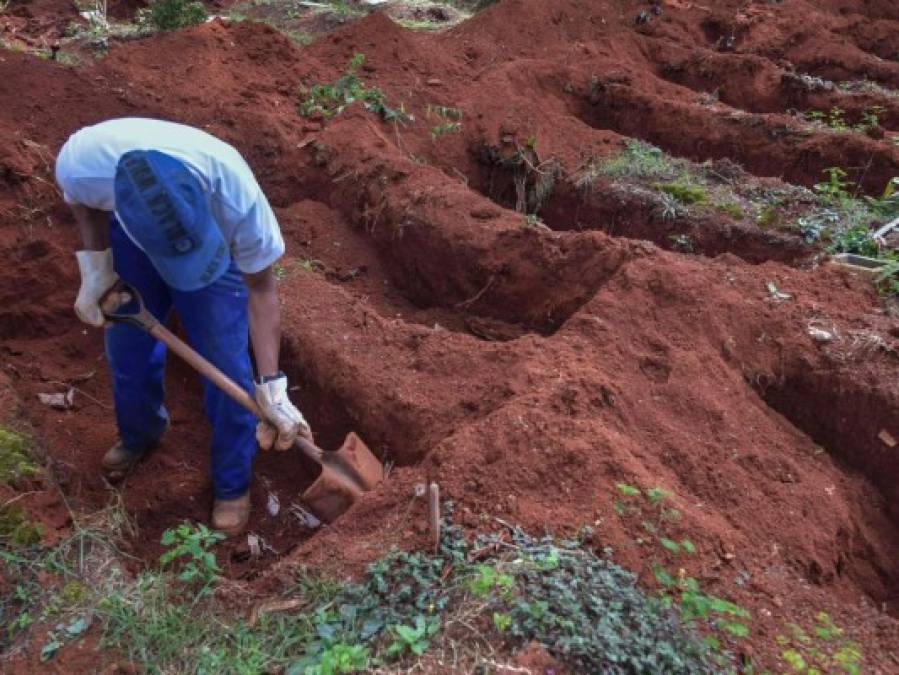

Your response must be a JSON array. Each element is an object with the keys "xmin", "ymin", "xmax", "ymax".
[{"xmin": 55, "ymin": 117, "xmax": 310, "ymax": 536}]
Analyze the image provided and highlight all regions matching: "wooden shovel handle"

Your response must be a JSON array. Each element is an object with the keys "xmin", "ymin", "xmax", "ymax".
[{"xmin": 101, "ymin": 282, "xmax": 324, "ymax": 464}]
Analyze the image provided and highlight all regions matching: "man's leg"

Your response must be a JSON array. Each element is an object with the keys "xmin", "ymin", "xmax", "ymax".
[
  {"xmin": 172, "ymin": 262, "xmax": 257, "ymax": 504},
  {"xmin": 105, "ymin": 218, "xmax": 173, "ymax": 460}
]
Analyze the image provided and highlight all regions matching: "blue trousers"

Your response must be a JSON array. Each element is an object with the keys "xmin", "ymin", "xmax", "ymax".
[{"xmin": 106, "ymin": 218, "xmax": 257, "ymax": 499}]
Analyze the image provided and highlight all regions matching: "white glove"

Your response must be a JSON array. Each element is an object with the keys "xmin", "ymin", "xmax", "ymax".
[
  {"xmin": 74, "ymin": 249, "xmax": 119, "ymax": 327},
  {"xmin": 254, "ymin": 374, "xmax": 311, "ymax": 451}
]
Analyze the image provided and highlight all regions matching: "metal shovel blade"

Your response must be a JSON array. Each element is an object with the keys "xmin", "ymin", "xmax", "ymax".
[{"xmin": 301, "ymin": 432, "xmax": 384, "ymax": 523}]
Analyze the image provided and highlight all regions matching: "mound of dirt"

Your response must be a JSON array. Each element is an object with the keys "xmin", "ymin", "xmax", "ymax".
[{"xmin": 3, "ymin": 0, "xmax": 899, "ymax": 669}]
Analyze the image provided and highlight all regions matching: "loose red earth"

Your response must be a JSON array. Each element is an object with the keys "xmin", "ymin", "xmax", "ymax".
[{"xmin": 3, "ymin": 0, "xmax": 899, "ymax": 670}]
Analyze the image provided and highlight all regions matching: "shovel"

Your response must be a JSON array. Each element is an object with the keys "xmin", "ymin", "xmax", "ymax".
[{"xmin": 100, "ymin": 282, "xmax": 384, "ymax": 523}]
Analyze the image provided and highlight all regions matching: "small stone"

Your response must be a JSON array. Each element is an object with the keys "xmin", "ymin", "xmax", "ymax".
[{"xmin": 878, "ymin": 429, "xmax": 897, "ymax": 448}]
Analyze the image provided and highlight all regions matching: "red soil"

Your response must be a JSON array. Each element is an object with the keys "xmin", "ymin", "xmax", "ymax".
[{"xmin": 3, "ymin": 0, "xmax": 899, "ymax": 670}]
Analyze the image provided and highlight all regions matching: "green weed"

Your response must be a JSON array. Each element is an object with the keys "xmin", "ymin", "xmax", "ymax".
[
  {"xmin": 0, "ymin": 505, "xmax": 43, "ymax": 546},
  {"xmin": 427, "ymin": 104, "xmax": 463, "ymax": 140},
  {"xmin": 386, "ymin": 616, "xmax": 440, "ymax": 658},
  {"xmin": 776, "ymin": 612, "xmax": 863, "ymax": 674},
  {"xmin": 715, "ymin": 202, "xmax": 745, "ymax": 220},
  {"xmin": 159, "ymin": 522, "xmax": 225, "ymax": 592},
  {"xmin": 591, "ymin": 139, "xmax": 680, "ymax": 181},
  {"xmin": 656, "ymin": 181, "xmax": 708, "ymax": 205},
  {"xmin": 138, "ymin": 0, "xmax": 207, "ymax": 31},
  {"xmin": 876, "ymin": 260, "xmax": 899, "ymax": 298},
  {"xmin": 300, "ymin": 642, "xmax": 369, "ymax": 674},
  {"xmin": 0, "ymin": 427, "xmax": 38, "ymax": 483},
  {"xmin": 805, "ymin": 106, "xmax": 884, "ymax": 134},
  {"xmin": 299, "ymin": 53, "xmax": 411, "ymax": 123},
  {"xmin": 296, "ymin": 258, "xmax": 326, "ymax": 273}
]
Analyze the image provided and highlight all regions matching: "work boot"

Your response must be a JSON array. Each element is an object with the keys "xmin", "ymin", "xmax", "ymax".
[
  {"xmin": 212, "ymin": 491, "xmax": 251, "ymax": 537},
  {"xmin": 102, "ymin": 441, "xmax": 154, "ymax": 480},
  {"xmin": 102, "ymin": 421, "xmax": 170, "ymax": 480}
]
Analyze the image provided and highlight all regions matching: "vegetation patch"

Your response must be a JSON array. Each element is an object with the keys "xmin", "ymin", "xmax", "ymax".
[
  {"xmin": 137, "ymin": 0, "xmax": 207, "ymax": 32},
  {"xmin": 299, "ymin": 53, "xmax": 412, "ymax": 123},
  {"xmin": 804, "ymin": 106, "xmax": 884, "ymax": 135},
  {"xmin": 2, "ymin": 496, "xmax": 733, "ymax": 673},
  {"xmin": 0, "ymin": 427, "xmax": 38, "ymax": 483},
  {"xmin": 776, "ymin": 612, "xmax": 863, "ymax": 674}
]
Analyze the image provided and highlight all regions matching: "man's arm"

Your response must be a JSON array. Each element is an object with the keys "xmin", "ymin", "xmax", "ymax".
[
  {"xmin": 244, "ymin": 265, "xmax": 312, "ymax": 447},
  {"xmin": 71, "ymin": 203, "xmax": 111, "ymax": 250},
  {"xmin": 70, "ymin": 204, "xmax": 118, "ymax": 327},
  {"xmin": 243, "ymin": 266, "xmax": 281, "ymax": 378}
]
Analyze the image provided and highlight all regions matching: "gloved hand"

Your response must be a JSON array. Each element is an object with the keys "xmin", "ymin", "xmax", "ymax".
[
  {"xmin": 254, "ymin": 373, "xmax": 312, "ymax": 451},
  {"xmin": 74, "ymin": 249, "xmax": 119, "ymax": 327}
]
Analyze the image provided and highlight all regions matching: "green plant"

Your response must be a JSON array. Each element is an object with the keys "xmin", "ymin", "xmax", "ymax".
[
  {"xmin": 814, "ymin": 167, "xmax": 853, "ymax": 205},
  {"xmin": 299, "ymin": 54, "xmax": 411, "ymax": 123},
  {"xmin": 273, "ymin": 262, "xmax": 287, "ymax": 280},
  {"xmin": 427, "ymin": 105, "xmax": 463, "ymax": 140},
  {"xmin": 656, "ymin": 181, "xmax": 708, "ymax": 205},
  {"xmin": 715, "ymin": 202, "xmax": 745, "ymax": 219},
  {"xmin": 776, "ymin": 613, "xmax": 863, "ymax": 674},
  {"xmin": 159, "ymin": 522, "xmax": 225, "ymax": 591},
  {"xmin": 467, "ymin": 564, "xmax": 515, "ymax": 597},
  {"xmin": 613, "ymin": 482, "xmax": 684, "ymax": 548},
  {"xmin": 0, "ymin": 504, "xmax": 43, "ymax": 545},
  {"xmin": 805, "ymin": 107, "xmax": 882, "ymax": 134},
  {"xmin": 654, "ymin": 567, "xmax": 750, "ymax": 642},
  {"xmin": 757, "ymin": 204, "xmax": 781, "ymax": 228},
  {"xmin": 385, "ymin": 615, "xmax": 440, "ymax": 658},
  {"xmin": 865, "ymin": 176, "xmax": 899, "ymax": 219},
  {"xmin": 138, "ymin": 0, "xmax": 207, "ymax": 31},
  {"xmin": 492, "ymin": 528, "xmax": 717, "ymax": 673},
  {"xmin": 0, "ymin": 427, "xmax": 38, "ymax": 483},
  {"xmin": 296, "ymin": 258, "xmax": 325, "ymax": 273},
  {"xmin": 592, "ymin": 139, "xmax": 679, "ymax": 180},
  {"xmin": 303, "ymin": 642, "xmax": 369, "ymax": 674},
  {"xmin": 876, "ymin": 260, "xmax": 899, "ymax": 298},
  {"xmin": 492, "ymin": 611, "xmax": 512, "ymax": 632}
]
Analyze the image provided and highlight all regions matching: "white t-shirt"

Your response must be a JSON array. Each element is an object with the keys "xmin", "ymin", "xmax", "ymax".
[{"xmin": 55, "ymin": 117, "xmax": 285, "ymax": 275}]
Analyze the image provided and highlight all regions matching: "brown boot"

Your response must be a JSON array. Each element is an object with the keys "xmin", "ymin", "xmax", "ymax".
[
  {"xmin": 102, "ymin": 441, "xmax": 149, "ymax": 480},
  {"xmin": 102, "ymin": 421, "xmax": 169, "ymax": 479},
  {"xmin": 212, "ymin": 492, "xmax": 251, "ymax": 537}
]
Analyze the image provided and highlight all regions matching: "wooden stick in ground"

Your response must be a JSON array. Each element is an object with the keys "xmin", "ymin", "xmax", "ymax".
[{"xmin": 428, "ymin": 482, "xmax": 440, "ymax": 554}]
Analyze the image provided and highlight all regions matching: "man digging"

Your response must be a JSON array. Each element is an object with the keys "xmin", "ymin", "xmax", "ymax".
[{"xmin": 55, "ymin": 117, "xmax": 311, "ymax": 537}]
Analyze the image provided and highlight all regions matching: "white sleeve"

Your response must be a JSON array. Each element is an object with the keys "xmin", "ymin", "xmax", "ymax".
[
  {"xmin": 229, "ymin": 197, "xmax": 286, "ymax": 274},
  {"xmin": 55, "ymin": 143, "xmax": 82, "ymax": 205},
  {"xmin": 54, "ymin": 140, "xmax": 114, "ymax": 209}
]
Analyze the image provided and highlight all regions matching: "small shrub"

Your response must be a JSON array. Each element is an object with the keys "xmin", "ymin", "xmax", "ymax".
[
  {"xmin": 299, "ymin": 54, "xmax": 411, "ymax": 123},
  {"xmin": 138, "ymin": 0, "xmax": 207, "ymax": 32},
  {"xmin": 159, "ymin": 522, "xmax": 225, "ymax": 592},
  {"xmin": 814, "ymin": 167, "xmax": 853, "ymax": 205}
]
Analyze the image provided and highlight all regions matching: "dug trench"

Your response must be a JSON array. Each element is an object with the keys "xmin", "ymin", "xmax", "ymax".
[{"xmin": 260, "ymin": 119, "xmax": 899, "ymax": 627}]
